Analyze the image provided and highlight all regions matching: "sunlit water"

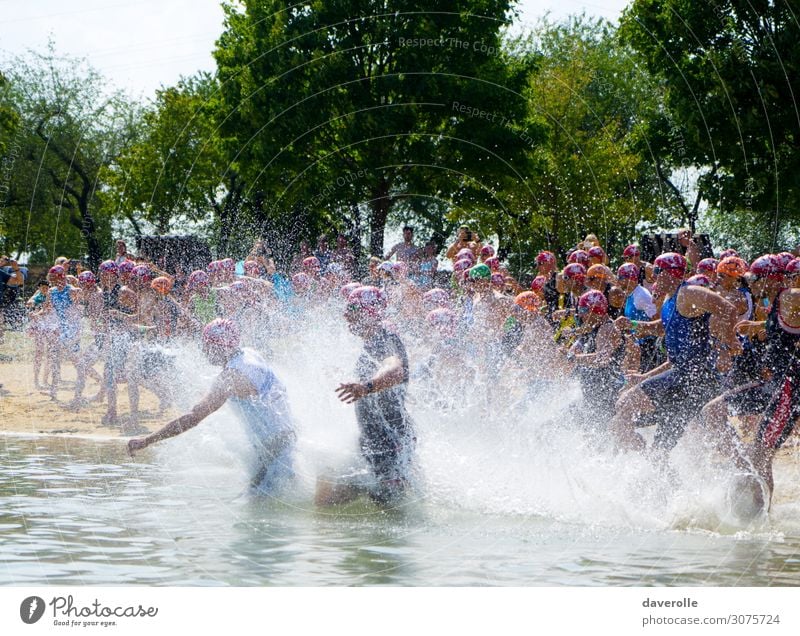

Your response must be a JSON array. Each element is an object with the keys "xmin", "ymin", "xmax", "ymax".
[{"xmin": 2, "ymin": 300, "xmax": 800, "ymax": 585}]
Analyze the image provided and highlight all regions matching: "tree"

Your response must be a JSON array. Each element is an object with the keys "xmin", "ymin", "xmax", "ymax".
[
  {"xmin": 620, "ymin": 0, "xmax": 800, "ymax": 247},
  {"xmin": 214, "ymin": 0, "xmax": 539, "ymax": 256},
  {"xmin": 499, "ymin": 16, "xmax": 665, "ymax": 266},
  {"xmin": 0, "ymin": 45, "xmax": 140, "ymax": 267},
  {"xmin": 109, "ymin": 72, "xmax": 243, "ymax": 252}
]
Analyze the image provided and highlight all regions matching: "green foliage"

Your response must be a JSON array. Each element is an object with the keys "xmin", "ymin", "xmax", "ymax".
[
  {"xmin": 214, "ymin": 0, "xmax": 538, "ymax": 255},
  {"xmin": 0, "ymin": 45, "xmax": 140, "ymax": 266},
  {"xmin": 620, "ymin": 0, "xmax": 800, "ymax": 248},
  {"xmin": 494, "ymin": 16, "xmax": 665, "ymax": 272},
  {"xmin": 108, "ymin": 72, "xmax": 231, "ymax": 237}
]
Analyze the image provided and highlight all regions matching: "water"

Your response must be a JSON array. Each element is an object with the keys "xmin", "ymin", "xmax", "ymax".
[{"xmin": 2, "ymin": 304, "xmax": 800, "ymax": 585}]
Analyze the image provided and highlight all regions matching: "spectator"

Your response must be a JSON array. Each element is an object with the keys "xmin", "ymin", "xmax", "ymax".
[
  {"xmin": 314, "ymin": 235, "xmax": 333, "ymax": 273},
  {"xmin": 247, "ymin": 239, "xmax": 277, "ymax": 276},
  {"xmin": 445, "ymin": 226, "xmax": 483, "ymax": 261},
  {"xmin": 115, "ymin": 240, "xmax": 131, "ymax": 264},
  {"xmin": 414, "ymin": 241, "xmax": 439, "ymax": 289},
  {"xmin": 384, "ymin": 226, "xmax": 419, "ymax": 264},
  {"xmin": 363, "ymin": 256, "xmax": 383, "ymax": 287},
  {"xmin": 0, "ymin": 256, "xmax": 26, "ymax": 345},
  {"xmin": 332, "ymin": 233, "xmax": 356, "ymax": 278},
  {"xmin": 290, "ymin": 240, "xmax": 313, "ymax": 274}
]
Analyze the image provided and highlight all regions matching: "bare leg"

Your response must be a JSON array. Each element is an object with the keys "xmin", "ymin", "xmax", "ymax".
[
  {"xmin": 48, "ymin": 340, "xmax": 62, "ymax": 399},
  {"xmin": 609, "ymin": 386, "xmax": 652, "ymax": 452},
  {"xmin": 700, "ymin": 389, "xmax": 754, "ymax": 471},
  {"xmin": 32, "ymin": 335, "xmax": 45, "ymax": 389}
]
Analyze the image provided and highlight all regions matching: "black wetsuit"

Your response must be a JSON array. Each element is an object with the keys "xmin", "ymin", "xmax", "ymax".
[
  {"xmin": 574, "ymin": 322, "xmax": 626, "ymax": 416},
  {"xmin": 355, "ymin": 327, "xmax": 416, "ymax": 503},
  {"xmin": 542, "ymin": 272, "xmax": 560, "ymax": 317}
]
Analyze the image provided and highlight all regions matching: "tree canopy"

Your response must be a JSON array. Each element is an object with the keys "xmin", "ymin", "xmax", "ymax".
[{"xmin": 620, "ymin": 0, "xmax": 800, "ymax": 248}]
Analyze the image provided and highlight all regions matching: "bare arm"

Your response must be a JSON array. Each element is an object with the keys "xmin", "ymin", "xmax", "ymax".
[
  {"xmin": 336, "ymin": 355, "xmax": 406, "ymax": 404},
  {"xmin": 128, "ymin": 373, "xmax": 232, "ymax": 454},
  {"xmin": 676, "ymin": 285, "xmax": 739, "ymax": 348},
  {"xmin": 572, "ymin": 323, "xmax": 622, "ymax": 368}
]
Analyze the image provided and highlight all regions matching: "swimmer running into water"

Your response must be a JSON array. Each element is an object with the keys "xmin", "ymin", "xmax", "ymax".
[
  {"xmin": 128, "ymin": 318, "xmax": 296, "ymax": 495},
  {"xmin": 316, "ymin": 285, "xmax": 417, "ymax": 507}
]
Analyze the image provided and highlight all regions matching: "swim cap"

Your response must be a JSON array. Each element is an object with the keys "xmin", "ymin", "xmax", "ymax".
[
  {"xmin": 202, "ymin": 318, "xmax": 240, "ymax": 350},
  {"xmin": 719, "ymin": 248, "xmax": 738, "ymax": 259},
  {"xmin": 530, "ymin": 275, "xmax": 547, "ymax": 292},
  {"xmin": 48, "ymin": 265, "xmax": 66, "ymax": 278},
  {"xmin": 490, "ymin": 273, "xmax": 505, "ymax": 287},
  {"xmin": 686, "ymin": 274, "xmax": 712, "ymax": 287},
  {"xmin": 117, "ymin": 260, "xmax": 134, "ymax": 274},
  {"xmin": 535, "ymin": 250, "xmax": 556, "ymax": 266},
  {"xmin": 99, "ymin": 260, "xmax": 118, "ymax": 273},
  {"xmin": 622, "ymin": 245, "xmax": 640, "ymax": 259},
  {"xmin": 132, "ymin": 265, "xmax": 154, "ymax": 283},
  {"xmin": 750, "ymin": 254, "xmax": 783, "ymax": 280},
  {"xmin": 786, "ymin": 258, "xmax": 800, "ymax": 275},
  {"xmin": 302, "ymin": 256, "xmax": 321, "ymax": 271},
  {"xmin": 244, "ymin": 260, "xmax": 262, "ymax": 276},
  {"xmin": 567, "ymin": 250, "xmax": 590, "ymax": 266},
  {"xmin": 480, "ymin": 245, "xmax": 495, "ymax": 258},
  {"xmin": 150, "ymin": 276, "xmax": 172, "ymax": 295},
  {"xmin": 653, "ymin": 252, "xmax": 687, "ymax": 277},
  {"xmin": 775, "ymin": 252, "xmax": 795, "ymax": 272},
  {"xmin": 77, "ymin": 271, "xmax": 97, "ymax": 285},
  {"xmin": 468, "ymin": 264, "xmax": 491, "ymax": 280},
  {"xmin": 426, "ymin": 307, "xmax": 457, "ymax": 331},
  {"xmin": 346, "ymin": 286, "xmax": 387, "ymax": 318},
  {"xmin": 453, "ymin": 258, "xmax": 473, "ymax": 274},
  {"xmin": 586, "ymin": 264, "xmax": 614, "ymax": 282},
  {"xmin": 423, "ymin": 288, "xmax": 450, "ymax": 310},
  {"xmin": 616, "ymin": 263, "xmax": 640, "ymax": 281},
  {"xmin": 339, "ymin": 282, "xmax": 362, "ymax": 299},
  {"xmin": 220, "ymin": 258, "xmax": 235, "ymax": 272},
  {"xmin": 292, "ymin": 272, "xmax": 312, "ymax": 292},
  {"xmin": 577, "ymin": 290, "xmax": 608, "ymax": 315},
  {"xmin": 456, "ymin": 248, "xmax": 475, "ymax": 263},
  {"xmin": 562, "ymin": 263, "xmax": 587, "ymax": 284},
  {"xmin": 484, "ymin": 256, "xmax": 500, "ymax": 271},
  {"xmin": 717, "ymin": 256, "xmax": 748, "ymax": 278},
  {"xmin": 587, "ymin": 246, "xmax": 606, "ymax": 261},
  {"xmin": 207, "ymin": 260, "xmax": 223, "ymax": 273},
  {"xmin": 187, "ymin": 270, "xmax": 210, "ymax": 289},
  {"xmin": 697, "ymin": 258, "xmax": 718, "ymax": 275},
  {"xmin": 514, "ymin": 291, "xmax": 541, "ymax": 312}
]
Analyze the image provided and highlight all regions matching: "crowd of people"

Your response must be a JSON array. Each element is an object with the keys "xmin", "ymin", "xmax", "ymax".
[{"xmin": 7, "ymin": 226, "xmax": 800, "ymax": 511}]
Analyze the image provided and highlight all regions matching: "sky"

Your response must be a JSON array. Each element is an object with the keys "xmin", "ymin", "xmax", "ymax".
[{"xmin": 0, "ymin": 0, "xmax": 630, "ymax": 99}]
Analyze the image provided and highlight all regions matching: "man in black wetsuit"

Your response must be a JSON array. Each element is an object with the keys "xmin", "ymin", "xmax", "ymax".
[{"xmin": 316, "ymin": 285, "xmax": 416, "ymax": 507}]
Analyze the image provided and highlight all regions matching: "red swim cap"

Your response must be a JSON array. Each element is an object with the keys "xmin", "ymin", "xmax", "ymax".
[{"xmin": 202, "ymin": 319, "xmax": 240, "ymax": 350}]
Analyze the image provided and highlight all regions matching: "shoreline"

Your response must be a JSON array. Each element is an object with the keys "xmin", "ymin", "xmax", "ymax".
[{"xmin": 0, "ymin": 330, "xmax": 167, "ymax": 438}]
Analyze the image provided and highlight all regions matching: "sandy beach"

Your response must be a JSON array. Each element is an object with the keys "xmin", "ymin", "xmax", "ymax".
[{"xmin": 0, "ymin": 330, "xmax": 168, "ymax": 437}]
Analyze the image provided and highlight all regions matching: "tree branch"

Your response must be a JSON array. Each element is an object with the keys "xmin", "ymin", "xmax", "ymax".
[{"xmin": 655, "ymin": 160, "xmax": 690, "ymax": 220}]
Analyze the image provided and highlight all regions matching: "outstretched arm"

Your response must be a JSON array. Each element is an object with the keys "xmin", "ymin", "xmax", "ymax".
[{"xmin": 128, "ymin": 374, "xmax": 230, "ymax": 455}]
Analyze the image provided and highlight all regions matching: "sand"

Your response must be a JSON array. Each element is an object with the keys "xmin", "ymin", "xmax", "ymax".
[{"xmin": 0, "ymin": 330, "xmax": 169, "ymax": 438}]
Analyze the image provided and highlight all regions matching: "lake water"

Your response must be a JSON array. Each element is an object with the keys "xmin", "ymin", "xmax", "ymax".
[{"xmin": 2, "ymin": 311, "xmax": 799, "ymax": 586}]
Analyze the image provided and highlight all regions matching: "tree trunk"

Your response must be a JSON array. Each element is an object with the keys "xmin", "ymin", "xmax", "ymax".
[
  {"xmin": 368, "ymin": 180, "xmax": 391, "ymax": 257},
  {"xmin": 79, "ymin": 196, "xmax": 102, "ymax": 271}
]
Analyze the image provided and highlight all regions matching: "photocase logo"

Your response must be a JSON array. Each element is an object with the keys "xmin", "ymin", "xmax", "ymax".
[{"xmin": 20, "ymin": 596, "xmax": 45, "ymax": 624}]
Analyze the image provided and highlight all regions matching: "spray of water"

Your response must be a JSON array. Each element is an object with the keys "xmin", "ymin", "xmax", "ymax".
[{"xmin": 143, "ymin": 292, "xmax": 796, "ymax": 538}]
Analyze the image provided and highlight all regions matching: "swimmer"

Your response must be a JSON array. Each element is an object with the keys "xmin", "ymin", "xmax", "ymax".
[
  {"xmin": 128, "ymin": 319, "xmax": 296, "ymax": 495},
  {"xmin": 316, "ymin": 286, "xmax": 416, "ymax": 507}
]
